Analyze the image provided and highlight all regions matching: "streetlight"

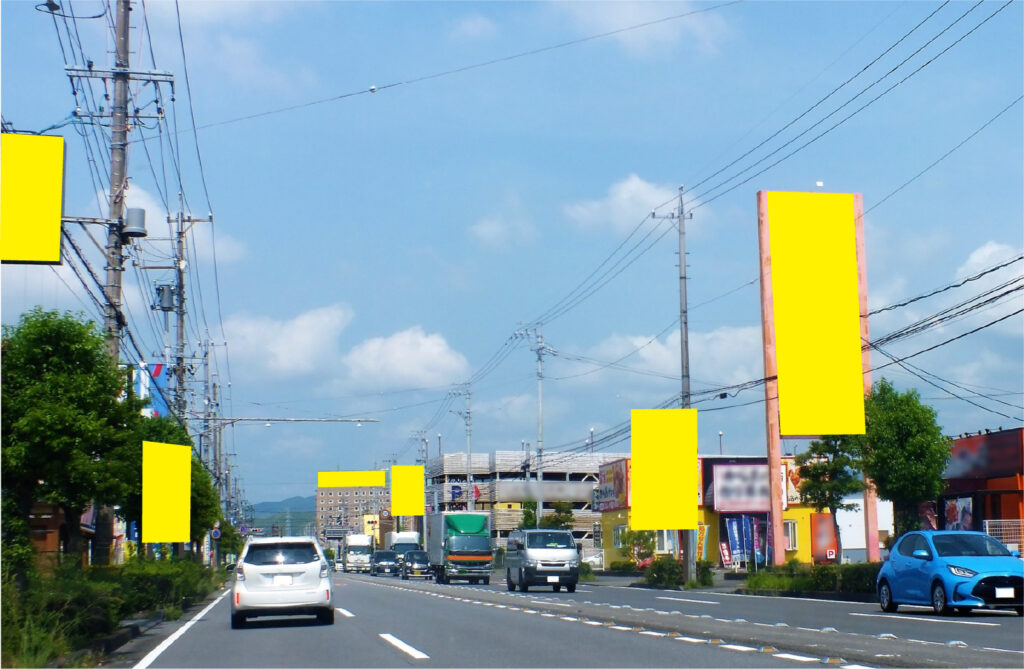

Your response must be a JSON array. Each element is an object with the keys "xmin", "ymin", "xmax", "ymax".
[
  {"xmin": 589, "ymin": 427, "xmax": 594, "ymax": 453},
  {"xmin": 718, "ymin": 431, "xmax": 724, "ymax": 455}
]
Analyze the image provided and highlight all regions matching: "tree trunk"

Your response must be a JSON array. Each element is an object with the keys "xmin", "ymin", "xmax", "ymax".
[
  {"xmin": 62, "ymin": 505, "xmax": 84, "ymax": 566},
  {"xmin": 832, "ymin": 510, "xmax": 843, "ymax": 592},
  {"xmin": 91, "ymin": 505, "xmax": 114, "ymax": 566}
]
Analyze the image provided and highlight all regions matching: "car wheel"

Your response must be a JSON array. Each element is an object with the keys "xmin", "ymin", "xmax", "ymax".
[
  {"xmin": 231, "ymin": 613, "xmax": 246, "ymax": 629},
  {"xmin": 506, "ymin": 569, "xmax": 516, "ymax": 591},
  {"xmin": 318, "ymin": 608, "xmax": 334, "ymax": 625},
  {"xmin": 878, "ymin": 581, "xmax": 898, "ymax": 613},
  {"xmin": 566, "ymin": 583, "xmax": 576, "ymax": 593},
  {"xmin": 931, "ymin": 582, "xmax": 951, "ymax": 616},
  {"xmin": 553, "ymin": 585, "xmax": 561, "ymax": 592},
  {"xmin": 483, "ymin": 577, "xmax": 490, "ymax": 586},
  {"xmin": 401, "ymin": 571, "xmax": 409, "ymax": 580},
  {"xmin": 520, "ymin": 571, "xmax": 529, "ymax": 593}
]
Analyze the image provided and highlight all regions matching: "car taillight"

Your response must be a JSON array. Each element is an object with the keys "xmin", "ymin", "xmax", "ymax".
[
  {"xmin": 320, "ymin": 561, "xmax": 329, "ymax": 578},
  {"xmin": 236, "ymin": 565, "xmax": 245, "ymax": 581}
]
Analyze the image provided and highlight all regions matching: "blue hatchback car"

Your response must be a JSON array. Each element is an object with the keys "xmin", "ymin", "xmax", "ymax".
[{"xmin": 877, "ymin": 531, "xmax": 1023, "ymax": 616}]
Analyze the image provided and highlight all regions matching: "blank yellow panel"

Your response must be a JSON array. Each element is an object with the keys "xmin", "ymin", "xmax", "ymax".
[
  {"xmin": 630, "ymin": 409, "xmax": 697, "ymax": 530},
  {"xmin": 142, "ymin": 441, "xmax": 191, "ymax": 543},
  {"xmin": 767, "ymin": 191, "xmax": 865, "ymax": 436},
  {"xmin": 318, "ymin": 470, "xmax": 385, "ymax": 488},
  {"xmin": 1, "ymin": 134, "xmax": 64, "ymax": 264},
  {"xmin": 390, "ymin": 466, "xmax": 425, "ymax": 516}
]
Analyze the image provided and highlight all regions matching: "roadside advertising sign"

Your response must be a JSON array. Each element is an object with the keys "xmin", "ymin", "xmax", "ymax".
[
  {"xmin": 714, "ymin": 464, "xmax": 771, "ymax": 512},
  {"xmin": 596, "ymin": 458, "xmax": 630, "ymax": 512}
]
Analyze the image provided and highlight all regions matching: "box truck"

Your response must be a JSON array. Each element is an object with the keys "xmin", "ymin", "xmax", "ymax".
[
  {"xmin": 426, "ymin": 512, "xmax": 492, "ymax": 584},
  {"xmin": 342, "ymin": 533, "xmax": 374, "ymax": 573}
]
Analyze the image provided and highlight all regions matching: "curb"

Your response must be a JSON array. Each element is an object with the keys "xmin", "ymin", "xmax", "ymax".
[{"xmin": 737, "ymin": 587, "xmax": 877, "ymax": 603}]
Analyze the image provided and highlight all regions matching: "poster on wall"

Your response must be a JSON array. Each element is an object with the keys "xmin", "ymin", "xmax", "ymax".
[
  {"xmin": 597, "ymin": 459, "xmax": 630, "ymax": 512},
  {"xmin": 945, "ymin": 497, "xmax": 973, "ymax": 531},
  {"xmin": 810, "ymin": 513, "xmax": 838, "ymax": 564},
  {"xmin": 918, "ymin": 502, "xmax": 938, "ymax": 530},
  {"xmin": 696, "ymin": 458, "xmax": 704, "ymax": 507},
  {"xmin": 785, "ymin": 459, "xmax": 803, "ymax": 505}
]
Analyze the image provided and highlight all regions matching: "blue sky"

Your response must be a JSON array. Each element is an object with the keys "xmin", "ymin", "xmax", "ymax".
[{"xmin": 3, "ymin": 1, "xmax": 1022, "ymax": 504}]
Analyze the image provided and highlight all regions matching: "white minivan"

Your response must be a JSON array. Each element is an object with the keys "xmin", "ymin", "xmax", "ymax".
[{"xmin": 505, "ymin": 529, "xmax": 580, "ymax": 593}]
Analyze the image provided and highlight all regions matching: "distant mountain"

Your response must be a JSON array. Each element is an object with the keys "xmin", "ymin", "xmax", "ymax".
[{"xmin": 252, "ymin": 495, "xmax": 315, "ymax": 515}]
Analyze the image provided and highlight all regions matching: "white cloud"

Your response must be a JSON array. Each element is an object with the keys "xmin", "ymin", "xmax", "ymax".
[
  {"xmin": 468, "ymin": 216, "xmax": 535, "ymax": 249},
  {"xmin": 564, "ymin": 174, "xmax": 677, "ymax": 234},
  {"xmin": 224, "ymin": 304, "xmax": 354, "ymax": 376},
  {"xmin": 211, "ymin": 34, "xmax": 318, "ymax": 94},
  {"xmin": 450, "ymin": 14, "xmax": 498, "ymax": 40},
  {"xmin": 475, "ymin": 393, "xmax": 536, "ymax": 423},
  {"xmin": 554, "ymin": 1, "xmax": 730, "ymax": 58},
  {"xmin": 344, "ymin": 326, "xmax": 469, "ymax": 389}
]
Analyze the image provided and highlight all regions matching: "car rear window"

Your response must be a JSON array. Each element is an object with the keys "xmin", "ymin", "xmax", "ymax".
[
  {"xmin": 933, "ymin": 534, "xmax": 1011, "ymax": 557},
  {"xmin": 244, "ymin": 542, "xmax": 320, "ymax": 565},
  {"xmin": 406, "ymin": 551, "xmax": 428, "ymax": 561}
]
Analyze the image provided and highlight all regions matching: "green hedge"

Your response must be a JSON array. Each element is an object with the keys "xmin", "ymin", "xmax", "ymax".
[
  {"xmin": 745, "ymin": 561, "xmax": 882, "ymax": 594},
  {"xmin": 2, "ymin": 559, "xmax": 227, "ymax": 667},
  {"xmin": 645, "ymin": 556, "xmax": 684, "ymax": 588},
  {"xmin": 609, "ymin": 559, "xmax": 637, "ymax": 572}
]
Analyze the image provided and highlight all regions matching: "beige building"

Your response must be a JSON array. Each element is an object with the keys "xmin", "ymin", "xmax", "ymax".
[
  {"xmin": 426, "ymin": 450, "xmax": 628, "ymax": 547},
  {"xmin": 316, "ymin": 484, "xmax": 390, "ymax": 537}
]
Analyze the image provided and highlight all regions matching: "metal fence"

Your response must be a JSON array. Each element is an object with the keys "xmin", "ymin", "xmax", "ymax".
[{"xmin": 984, "ymin": 519, "xmax": 1023, "ymax": 552}]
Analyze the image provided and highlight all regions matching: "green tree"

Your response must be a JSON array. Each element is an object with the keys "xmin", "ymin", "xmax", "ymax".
[
  {"xmin": 854, "ymin": 379, "xmax": 950, "ymax": 536},
  {"xmin": 191, "ymin": 456, "xmax": 221, "ymax": 547},
  {"xmin": 796, "ymin": 436, "xmax": 866, "ymax": 561},
  {"xmin": 539, "ymin": 501, "xmax": 574, "ymax": 530},
  {"xmin": 217, "ymin": 522, "xmax": 244, "ymax": 559},
  {"xmin": 621, "ymin": 530, "xmax": 655, "ymax": 564},
  {"xmin": 2, "ymin": 309, "xmax": 143, "ymax": 564},
  {"xmin": 518, "ymin": 501, "xmax": 537, "ymax": 529},
  {"xmin": 115, "ymin": 416, "xmax": 194, "ymax": 537}
]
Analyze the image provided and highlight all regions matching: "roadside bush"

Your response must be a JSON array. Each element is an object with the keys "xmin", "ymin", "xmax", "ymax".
[
  {"xmin": 645, "ymin": 556, "xmax": 684, "ymax": 588},
  {"xmin": 836, "ymin": 562, "xmax": 882, "ymax": 593},
  {"xmin": 579, "ymin": 562, "xmax": 595, "ymax": 581},
  {"xmin": 695, "ymin": 559, "xmax": 715, "ymax": 587},
  {"xmin": 609, "ymin": 559, "xmax": 637, "ymax": 573},
  {"xmin": 745, "ymin": 561, "xmax": 882, "ymax": 593}
]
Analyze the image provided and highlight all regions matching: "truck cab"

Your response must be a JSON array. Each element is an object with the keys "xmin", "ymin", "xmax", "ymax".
[{"xmin": 427, "ymin": 512, "xmax": 492, "ymax": 585}]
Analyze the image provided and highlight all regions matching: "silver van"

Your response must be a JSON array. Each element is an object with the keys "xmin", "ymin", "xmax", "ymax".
[{"xmin": 505, "ymin": 529, "xmax": 580, "ymax": 593}]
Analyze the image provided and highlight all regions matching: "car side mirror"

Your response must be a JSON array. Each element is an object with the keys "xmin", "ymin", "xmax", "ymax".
[
  {"xmin": 1012, "ymin": 550, "xmax": 1021, "ymax": 558},
  {"xmin": 576, "ymin": 543, "xmax": 582, "ymax": 555},
  {"xmin": 912, "ymin": 549, "xmax": 931, "ymax": 560}
]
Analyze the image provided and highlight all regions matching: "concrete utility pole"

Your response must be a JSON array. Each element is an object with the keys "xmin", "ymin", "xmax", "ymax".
[
  {"xmin": 453, "ymin": 388, "xmax": 474, "ymax": 511},
  {"xmin": 677, "ymin": 187, "xmax": 695, "ymax": 584},
  {"xmin": 535, "ymin": 329, "xmax": 545, "ymax": 528},
  {"xmin": 103, "ymin": 0, "xmax": 131, "ymax": 358},
  {"xmin": 174, "ymin": 210, "xmax": 187, "ymax": 417}
]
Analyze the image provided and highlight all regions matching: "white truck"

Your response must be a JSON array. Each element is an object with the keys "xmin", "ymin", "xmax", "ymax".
[
  {"xmin": 385, "ymin": 531, "xmax": 421, "ymax": 562},
  {"xmin": 342, "ymin": 533, "xmax": 374, "ymax": 573}
]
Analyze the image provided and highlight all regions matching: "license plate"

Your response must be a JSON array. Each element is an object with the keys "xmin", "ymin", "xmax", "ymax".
[
  {"xmin": 413, "ymin": 570, "xmax": 422, "ymax": 575},
  {"xmin": 273, "ymin": 574, "xmax": 292, "ymax": 586},
  {"xmin": 547, "ymin": 576, "xmax": 559, "ymax": 583},
  {"xmin": 384, "ymin": 568, "xmax": 391, "ymax": 573},
  {"xmin": 995, "ymin": 587, "xmax": 1014, "ymax": 599},
  {"xmin": 458, "ymin": 569, "xmax": 467, "ymax": 574}
]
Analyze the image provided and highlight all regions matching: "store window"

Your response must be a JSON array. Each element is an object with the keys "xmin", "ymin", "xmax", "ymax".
[
  {"xmin": 612, "ymin": 524, "xmax": 628, "ymax": 549},
  {"xmin": 784, "ymin": 520, "xmax": 798, "ymax": 551},
  {"xmin": 656, "ymin": 530, "xmax": 676, "ymax": 553}
]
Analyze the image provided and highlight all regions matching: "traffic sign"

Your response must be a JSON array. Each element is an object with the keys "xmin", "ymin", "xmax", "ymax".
[
  {"xmin": 240, "ymin": 526, "xmax": 247, "ymax": 533},
  {"xmin": 212, "ymin": 528, "xmax": 221, "ymax": 540}
]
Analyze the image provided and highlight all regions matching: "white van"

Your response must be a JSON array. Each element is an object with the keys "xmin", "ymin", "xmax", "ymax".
[{"xmin": 505, "ymin": 529, "xmax": 580, "ymax": 593}]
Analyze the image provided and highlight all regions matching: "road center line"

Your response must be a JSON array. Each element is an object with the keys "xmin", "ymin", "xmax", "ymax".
[
  {"xmin": 134, "ymin": 589, "xmax": 229, "ymax": 669},
  {"xmin": 531, "ymin": 600, "xmax": 571, "ymax": 607},
  {"xmin": 379, "ymin": 633, "xmax": 429, "ymax": 660},
  {"xmin": 849, "ymin": 612, "xmax": 999, "ymax": 627},
  {"xmin": 656, "ymin": 596, "xmax": 719, "ymax": 605},
  {"xmin": 335, "ymin": 607, "xmax": 355, "ymax": 618}
]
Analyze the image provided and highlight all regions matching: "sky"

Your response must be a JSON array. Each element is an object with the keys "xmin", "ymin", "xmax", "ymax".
[{"xmin": 2, "ymin": 0, "xmax": 1022, "ymax": 505}]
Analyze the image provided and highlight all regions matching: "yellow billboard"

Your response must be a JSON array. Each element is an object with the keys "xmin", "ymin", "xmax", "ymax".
[
  {"xmin": 390, "ymin": 465, "xmax": 425, "ymax": 516},
  {"xmin": 764, "ymin": 191, "xmax": 865, "ymax": 436},
  {"xmin": 1, "ymin": 134, "xmax": 64, "ymax": 264},
  {"xmin": 142, "ymin": 441, "xmax": 191, "ymax": 543},
  {"xmin": 629, "ymin": 409, "xmax": 698, "ymax": 530}
]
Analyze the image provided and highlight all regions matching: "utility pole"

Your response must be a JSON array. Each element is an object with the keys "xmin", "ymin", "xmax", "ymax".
[
  {"xmin": 103, "ymin": 0, "xmax": 130, "ymax": 357},
  {"xmin": 452, "ymin": 388, "xmax": 474, "ymax": 511},
  {"xmin": 535, "ymin": 329, "xmax": 545, "ymax": 528},
  {"xmin": 676, "ymin": 187, "xmax": 694, "ymax": 583}
]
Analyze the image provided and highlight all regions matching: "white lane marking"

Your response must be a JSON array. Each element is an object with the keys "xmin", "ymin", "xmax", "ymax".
[
  {"xmin": 334, "ymin": 607, "xmax": 355, "ymax": 618},
  {"xmin": 379, "ymin": 633, "xmax": 429, "ymax": 660},
  {"xmin": 531, "ymin": 600, "xmax": 571, "ymax": 607},
  {"xmin": 772, "ymin": 653, "xmax": 819, "ymax": 662},
  {"xmin": 656, "ymin": 596, "xmax": 719, "ymax": 605},
  {"xmin": 639, "ymin": 631, "xmax": 666, "ymax": 637},
  {"xmin": 134, "ymin": 590, "xmax": 229, "ymax": 669},
  {"xmin": 850, "ymin": 612, "xmax": 999, "ymax": 627},
  {"xmin": 609, "ymin": 625, "xmax": 632, "ymax": 631},
  {"xmin": 676, "ymin": 636, "xmax": 705, "ymax": 643},
  {"xmin": 583, "ymin": 620, "xmax": 603, "ymax": 626},
  {"xmin": 721, "ymin": 644, "xmax": 756, "ymax": 652},
  {"xmin": 712, "ymin": 591, "xmax": 877, "ymax": 606},
  {"xmin": 560, "ymin": 616, "xmax": 579, "ymax": 622},
  {"xmin": 575, "ymin": 589, "xmax": 593, "ymax": 593},
  {"xmin": 983, "ymin": 647, "xmax": 1024, "ymax": 654},
  {"xmin": 841, "ymin": 665, "xmax": 876, "ymax": 669}
]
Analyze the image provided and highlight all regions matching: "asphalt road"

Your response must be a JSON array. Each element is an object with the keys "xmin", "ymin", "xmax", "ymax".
[{"xmin": 103, "ymin": 572, "xmax": 1023, "ymax": 669}]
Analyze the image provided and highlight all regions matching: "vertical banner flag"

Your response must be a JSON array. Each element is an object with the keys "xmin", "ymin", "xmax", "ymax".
[
  {"xmin": 741, "ymin": 515, "xmax": 754, "ymax": 564},
  {"xmin": 1, "ymin": 134, "xmax": 65, "ymax": 264},
  {"xmin": 726, "ymin": 518, "xmax": 743, "ymax": 564},
  {"xmin": 630, "ymin": 409, "xmax": 697, "ymax": 530},
  {"xmin": 762, "ymin": 191, "xmax": 866, "ymax": 436},
  {"xmin": 142, "ymin": 441, "xmax": 191, "ymax": 543},
  {"xmin": 391, "ymin": 465, "xmax": 425, "ymax": 516}
]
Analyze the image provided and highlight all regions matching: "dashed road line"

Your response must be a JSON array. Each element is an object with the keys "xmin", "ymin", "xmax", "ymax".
[
  {"xmin": 379, "ymin": 633, "xmax": 429, "ymax": 660},
  {"xmin": 334, "ymin": 607, "xmax": 355, "ymax": 618},
  {"xmin": 983, "ymin": 647, "xmax": 1024, "ymax": 654},
  {"xmin": 656, "ymin": 596, "xmax": 719, "ymax": 605},
  {"xmin": 772, "ymin": 652, "xmax": 820, "ymax": 662},
  {"xmin": 531, "ymin": 600, "xmax": 571, "ymax": 607},
  {"xmin": 720, "ymin": 644, "xmax": 756, "ymax": 652},
  {"xmin": 850, "ymin": 612, "xmax": 999, "ymax": 626}
]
